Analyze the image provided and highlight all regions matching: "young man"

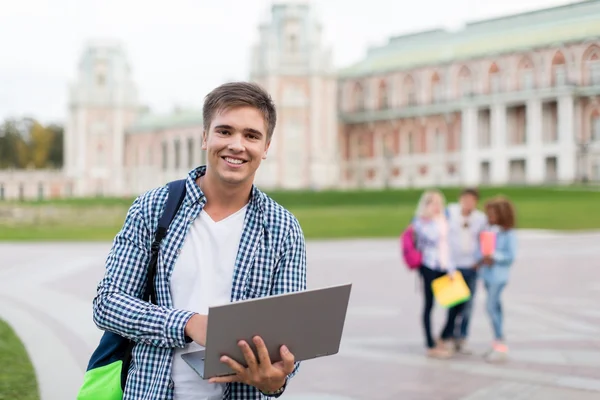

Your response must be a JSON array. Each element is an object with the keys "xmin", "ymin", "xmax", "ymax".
[
  {"xmin": 92, "ymin": 82, "xmax": 307, "ymax": 399},
  {"xmin": 439, "ymin": 188, "xmax": 487, "ymax": 354}
]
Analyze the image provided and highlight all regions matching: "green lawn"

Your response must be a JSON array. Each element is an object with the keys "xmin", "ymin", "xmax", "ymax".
[
  {"xmin": 0, "ymin": 319, "xmax": 39, "ymax": 400},
  {"xmin": 1, "ymin": 186, "xmax": 599, "ymax": 241}
]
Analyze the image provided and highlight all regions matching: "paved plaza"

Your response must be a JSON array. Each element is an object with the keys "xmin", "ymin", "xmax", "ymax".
[{"xmin": 1, "ymin": 230, "xmax": 600, "ymax": 399}]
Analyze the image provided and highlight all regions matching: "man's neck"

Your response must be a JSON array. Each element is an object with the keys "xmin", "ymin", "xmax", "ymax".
[
  {"xmin": 197, "ymin": 173, "xmax": 252, "ymax": 221},
  {"xmin": 461, "ymin": 208, "xmax": 472, "ymax": 217}
]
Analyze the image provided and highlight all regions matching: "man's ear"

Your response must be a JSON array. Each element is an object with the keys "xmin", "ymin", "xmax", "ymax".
[
  {"xmin": 262, "ymin": 138, "xmax": 271, "ymax": 160},
  {"xmin": 202, "ymin": 130, "xmax": 207, "ymax": 150}
]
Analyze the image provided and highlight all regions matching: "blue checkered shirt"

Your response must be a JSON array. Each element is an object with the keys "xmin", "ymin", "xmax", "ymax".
[{"xmin": 93, "ymin": 166, "xmax": 307, "ymax": 399}]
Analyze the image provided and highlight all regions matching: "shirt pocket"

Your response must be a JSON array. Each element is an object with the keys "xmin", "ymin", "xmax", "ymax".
[{"xmin": 245, "ymin": 246, "xmax": 278, "ymax": 298}]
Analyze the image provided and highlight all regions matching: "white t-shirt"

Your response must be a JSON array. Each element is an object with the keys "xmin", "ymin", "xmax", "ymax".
[
  {"xmin": 170, "ymin": 205, "xmax": 247, "ymax": 400},
  {"xmin": 447, "ymin": 203, "xmax": 488, "ymax": 268}
]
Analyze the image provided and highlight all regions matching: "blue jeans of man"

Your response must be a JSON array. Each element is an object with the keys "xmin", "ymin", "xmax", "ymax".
[{"xmin": 440, "ymin": 267, "xmax": 478, "ymax": 340}]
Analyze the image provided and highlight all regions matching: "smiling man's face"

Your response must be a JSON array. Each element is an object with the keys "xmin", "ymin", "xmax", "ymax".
[{"xmin": 202, "ymin": 105, "xmax": 271, "ymax": 187}]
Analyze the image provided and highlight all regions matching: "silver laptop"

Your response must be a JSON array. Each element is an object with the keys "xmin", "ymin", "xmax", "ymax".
[{"xmin": 181, "ymin": 282, "xmax": 352, "ymax": 379}]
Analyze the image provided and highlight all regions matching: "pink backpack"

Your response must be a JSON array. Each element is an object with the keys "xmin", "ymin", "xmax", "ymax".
[{"xmin": 400, "ymin": 224, "xmax": 422, "ymax": 270}]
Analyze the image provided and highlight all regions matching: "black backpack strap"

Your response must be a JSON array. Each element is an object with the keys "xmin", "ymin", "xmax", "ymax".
[
  {"xmin": 121, "ymin": 179, "xmax": 187, "ymax": 390},
  {"xmin": 143, "ymin": 179, "xmax": 187, "ymax": 304}
]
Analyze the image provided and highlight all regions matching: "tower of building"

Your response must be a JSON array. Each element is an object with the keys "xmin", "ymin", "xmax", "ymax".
[
  {"xmin": 250, "ymin": 2, "xmax": 340, "ymax": 190},
  {"xmin": 64, "ymin": 40, "xmax": 140, "ymax": 197}
]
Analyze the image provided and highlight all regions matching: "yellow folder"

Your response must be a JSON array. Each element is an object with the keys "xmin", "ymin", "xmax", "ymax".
[{"xmin": 431, "ymin": 270, "xmax": 471, "ymax": 308}]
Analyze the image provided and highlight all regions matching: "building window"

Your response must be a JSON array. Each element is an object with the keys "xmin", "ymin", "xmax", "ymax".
[
  {"xmin": 593, "ymin": 116, "xmax": 600, "ymax": 142},
  {"xmin": 521, "ymin": 70, "xmax": 534, "ymax": 90},
  {"xmin": 545, "ymin": 156, "xmax": 558, "ymax": 182},
  {"xmin": 38, "ymin": 183, "xmax": 44, "ymax": 200},
  {"xmin": 97, "ymin": 73, "xmax": 105, "ymax": 86},
  {"xmin": 287, "ymin": 34, "xmax": 298, "ymax": 53},
  {"xmin": 480, "ymin": 161, "xmax": 491, "ymax": 184},
  {"xmin": 378, "ymin": 83, "xmax": 388, "ymax": 109},
  {"xmin": 491, "ymin": 73, "xmax": 501, "ymax": 92},
  {"xmin": 18, "ymin": 184, "xmax": 24, "ymax": 201},
  {"xmin": 407, "ymin": 89, "xmax": 416, "ymax": 105},
  {"xmin": 591, "ymin": 62, "xmax": 600, "ymax": 86},
  {"xmin": 408, "ymin": 132, "xmax": 414, "ymax": 154},
  {"xmin": 0, "ymin": 184, "xmax": 4, "ymax": 200},
  {"xmin": 433, "ymin": 84, "xmax": 444, "ymax": 102},
  {"xmin": 435, "ymin": 129, "xmax": 444, "ymax": 152},
  {"xmin": 353, "ymin": 83, "xmax": 365, "ymax": 112},
  {"xmin": 509, "ymin": 159, "xmax": 527, "ymax": 183},
  {"xmin": 460, "ymin": 79, "xmax": 472, "ymax": 97},
  {"xmin": 431, "ymin": 72, "xmax": 443, "ymax": 103},
  {"xmin": 404, "ymin": 76, "xmax": 417, "ymax": 106},
  {"xmin": 554, "ymin": 66, "xmax": 566, "ymax": 86}
]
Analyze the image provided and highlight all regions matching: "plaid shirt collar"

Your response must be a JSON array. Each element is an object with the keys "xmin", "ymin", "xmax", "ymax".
[{"xmin": 184, "ymin": 166, "xmax": 265, "ymax": 214}]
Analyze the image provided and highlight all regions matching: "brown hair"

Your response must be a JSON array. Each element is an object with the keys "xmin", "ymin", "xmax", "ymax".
[
  {"xmin": 460, "ymin": 187, "xmax": 480, "ymax": 199},
  {"xmin": 203, "ymin": 81, "xmax": 277, "ymax": 140},
  {"xmin": 484, "ymin": 196, "xmax": 516, "ymax": 230}
]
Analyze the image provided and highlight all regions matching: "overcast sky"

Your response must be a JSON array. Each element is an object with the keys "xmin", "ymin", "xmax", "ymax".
[{"xmin": 0, "ymin": 0, "xmax": 575, "ymax": 124}]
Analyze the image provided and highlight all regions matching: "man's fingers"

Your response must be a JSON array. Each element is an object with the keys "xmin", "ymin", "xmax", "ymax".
[
  {"xmin": 239, "ymin": 340, "xmax": 258, "ymax": 371},
  {"xmin": 253, "ymin": 336, "xmax": 272, "ymax": 367},
  {"xmin": 279, "ymin": 345, "xmax": 295, "ymax": 373},
  {"xmin": 209, "ymin": 373, "xmax": 241, "ymax": 384},
  {"xmin": 219, "ymin": 355, "xmax": 246, "ymax": 376}
]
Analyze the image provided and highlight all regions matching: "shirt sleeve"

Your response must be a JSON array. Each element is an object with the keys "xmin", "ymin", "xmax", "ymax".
[
  {"xmin": 493, "ymin": 230, "xmax": 518, "ymax": 265},
  {"xmin": 92, "ymin": 196, "xmax": 195, "ymax": 349}
]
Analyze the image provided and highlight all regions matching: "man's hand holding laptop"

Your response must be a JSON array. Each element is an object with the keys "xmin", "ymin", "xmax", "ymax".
[
  {"xmin": 208, "ymin": 335, "xmax": 294, "ymax": 394},
  {"xmin": 184, "ymin": 313, "xmax": 293, "ymax": 394}
]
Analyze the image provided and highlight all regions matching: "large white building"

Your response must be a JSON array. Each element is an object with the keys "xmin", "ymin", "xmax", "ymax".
[
  {"xmin": 1, "ymin": 1, "xmax": 600, "ymax": 200},
  {"xmin": 337, "ymin": 0, "xmax": 600, "ymax": 188}
]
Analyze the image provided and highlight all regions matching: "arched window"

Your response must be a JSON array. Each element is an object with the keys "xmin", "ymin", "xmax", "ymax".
[
  {"xmin": 378, "ymin": 80, "xmax": 388, "ymax": 109},
  {"xmin": 457, "ymin": 66, "xmax": 472, "ymax": 97},
  {"xmin": 551, "ymin": 51, "xmax": 567, "ymax": 86},
  {"xmin": 488, "ymin": 63, "xmax": 501, "ymax": 93},
  {"xmin": 583, "ymin": 45, "xmax": 600, "ymax": 86},
  {"xmin": 352, "ymin": 82, "xmax": 365, "ymax": 112},
  {"xmin": 404, "ymin": 75, "xmax": 416, "ymax": 106},
  {"xmin": 431, "ymin": 72, "xmax": 443, "ymax": 102},
  {"xmin": 517, "ymin": 57, "xmax": 535, "ymax": 90}
]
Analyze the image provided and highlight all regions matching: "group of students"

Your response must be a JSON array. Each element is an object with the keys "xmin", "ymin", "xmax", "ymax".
[{"xmin": 408, "ymin": 188, "xmax": 518, "ymax": 362}]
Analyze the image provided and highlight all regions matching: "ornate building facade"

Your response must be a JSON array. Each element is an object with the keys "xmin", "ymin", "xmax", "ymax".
[
  {"xmin": 75, "ymin": 2, "xmax": 337, "ymax": 198},
  {"xmin": 1, "ymin": 1, "xmax": 600, "ymax": 200},
  {"xmin": 337, "ymin": 0, "xmax": 600, "ymax": 188}
]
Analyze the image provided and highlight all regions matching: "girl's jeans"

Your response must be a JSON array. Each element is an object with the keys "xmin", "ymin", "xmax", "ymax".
[{"xmin": 484, "ymin": 281, "xmax": 507, "ymax": 341}]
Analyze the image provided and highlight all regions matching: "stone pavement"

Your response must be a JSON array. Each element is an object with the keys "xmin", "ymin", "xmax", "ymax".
[{"xmin": 1, "ymin": 230, "xmax": 600, "ymax": 399}]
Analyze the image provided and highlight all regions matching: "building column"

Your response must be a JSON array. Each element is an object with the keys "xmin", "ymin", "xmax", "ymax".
[
  {"xmin": 491, "ymin": 104, "xmax": 508, "ymax": 184},
  {"xmin": 557, "ymin": 95, "xmax": 576, "ymax": 183},
  {"xmin": 526, "ymin": 99, "xmax": 544, "ymax": 183},
  {"xmin": 460, "ymin": 107, "xmax": 479, "ymax": 185}
]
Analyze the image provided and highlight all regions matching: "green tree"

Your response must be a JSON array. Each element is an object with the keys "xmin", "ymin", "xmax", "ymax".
[
  {"xmin": 47, "ymin": 124, "xmax": 64, "ymax": 168},
  {"xmin": 29, "ymin": 121, "xmax": 53, "ymax": 168},
  {"xmin": 0, "ymin": 119, "xmax": 28, "ymax": 169},
  {"xmin": 0, "ymin": 117, "xmax": 64, "ymax": 169}
]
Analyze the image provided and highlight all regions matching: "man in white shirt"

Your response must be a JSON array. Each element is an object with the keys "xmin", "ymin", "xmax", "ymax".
[
  {"xmin": 91, "ymin": 81, "xmax": 306, "ymax": 400},
  {"xmin": 438, "ymin": 188, "xmax": 487, "ymax": 354}
]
